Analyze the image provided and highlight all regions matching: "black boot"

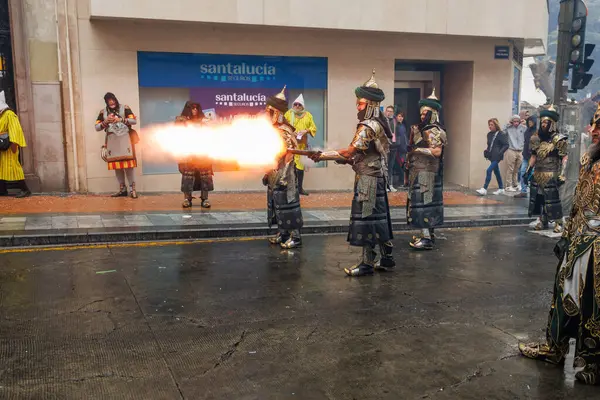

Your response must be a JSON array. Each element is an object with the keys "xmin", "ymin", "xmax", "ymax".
[
  {"xmin": 575, "ymin": 364, "xmax": 600, "ymax": 385},
  {"xmin": 111, "ymin": 184, "xmax": 128, "ymax": 197},
  {"xmin": 281, "ymin": 235, "xmax": 302, "ymax": 249},
  {"xmin": 15, "ymin": 180, "xmax": 31, "ymax": 198},
  {"xmin": 0, "ymin": 180, "xmax": 8, "ymax": 196},
  {"xmin": 541, "ymin": 212, "xmax": 549, "ymax": 230},
  {"xmin": 375, "ymin": 241, "xmax": 395, "ymax": 272},
  {"xmin": 297, "ymin": 168, "xmax": 308, "ymax": 196},
  {"xmin": 269, "ymin": 231, "xmax": 290, "ymax": 245},
  {"xmin": 410, "ymin": 237, "xmax": 434, "ymax": 251},
  {"xmin": 345, "ymin": 246, "xmax": 375, "ymax": 277}
]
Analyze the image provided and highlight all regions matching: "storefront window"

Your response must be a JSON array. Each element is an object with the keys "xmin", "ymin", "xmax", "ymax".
[{"xmin": 137, "ymin": 52, "xmax": 328, "ymax": 175}]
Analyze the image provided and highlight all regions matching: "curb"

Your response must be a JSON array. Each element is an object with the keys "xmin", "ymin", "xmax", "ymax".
[{"xmin": 0, "ymin": 216, "xmax": 532, "ymax": 248}]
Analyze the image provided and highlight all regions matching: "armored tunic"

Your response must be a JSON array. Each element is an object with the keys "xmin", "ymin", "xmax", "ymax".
[
  {"xmin": 266, "ymin": 123, "xmax": 303, "ymax": 231},
  {"xmin": 176, "ymin": 117, "xmax": 214, "ymax": 194},
  {"xmin": 407, "ymin": 123, "xmax": 447, "ymax": 229},
  {"xmin": 347, "ymin": 119, "xmax": 393, "ymax": 247},
  {"xmin": 529, "ymin": 133, "xmax": 568, "ymax": 219},
  {"xmin": 543, "ymin": 151, "xmax": 600, "ymax": 367}
]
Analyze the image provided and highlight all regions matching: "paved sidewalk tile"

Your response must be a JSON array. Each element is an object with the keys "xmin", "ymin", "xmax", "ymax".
[
  {"xmin": 51, "ymin": 216, "xmax": 78, "ymax": 229},
  {"xmin": 76, "ymin": 215, "xmax": 103, "ymax": 229},
  {"xmin": 1, "ymin": 217, "xmax": 26, "ymax": 223},
  {"xmin": 0, "ymin": 190, "xmax": 503, "ymax": 216}
]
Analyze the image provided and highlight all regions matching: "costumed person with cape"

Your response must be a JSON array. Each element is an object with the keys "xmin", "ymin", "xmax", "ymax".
[
  {"xmin": 519, "ymin": 103, "xmax": 600, "ymax": 386},
  {"xmin": 309, "ymin": 70, "xmax": 395, "ymax": 276}
]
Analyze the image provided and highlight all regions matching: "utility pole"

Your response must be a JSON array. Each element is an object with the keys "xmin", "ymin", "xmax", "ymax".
[{"xmin": 553, "ymin": 0, "xmax": 575, "ymax": 105}]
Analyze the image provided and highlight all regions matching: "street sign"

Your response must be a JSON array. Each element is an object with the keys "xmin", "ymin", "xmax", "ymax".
[{"xmin": 494, "ymin": 46, "xmax": 510, "ymax": 59}]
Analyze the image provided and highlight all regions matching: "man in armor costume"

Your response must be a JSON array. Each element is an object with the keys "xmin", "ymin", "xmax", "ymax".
[
  {"xmin": 262, "ymin": 86, "xmax": 303, "ymax": 249},
  {"xmin": 310, "ymin": 71, "xmax": 395, "ymax": 277},
  {"xmin": 527, "ymin": 106, "xmax": 568, "ymax": 232},
  {"xmin": 519, "ymin": 104, "xmax": 600, "ymax": 386},
  {"xmin": 176, "ymin": 101, "xmax": 214, "ymax": 209},
  {"xmin": 407, "ymin": 90, "xmax": 447, "ymax": 250}
]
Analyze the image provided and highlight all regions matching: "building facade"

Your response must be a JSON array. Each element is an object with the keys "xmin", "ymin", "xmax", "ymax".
[{"xmin": 6, "ymin": 0, "xmax": 549, "ymax": 193}]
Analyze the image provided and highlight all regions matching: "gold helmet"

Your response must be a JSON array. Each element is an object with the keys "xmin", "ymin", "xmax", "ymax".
[
  {"xmin": 265, "ymin": 85, "xmax": 288, "ymax": 125},
  {"xmin": 540, "ymin": 104, "xmax": 560, "ymax": 132},
  {"xmin": 355, "ymin": 70, "xmax": 385, "ymax": 119},
  {"xmin": 418, "ymin": 89, "xmax": 442, "ymax": 125}
]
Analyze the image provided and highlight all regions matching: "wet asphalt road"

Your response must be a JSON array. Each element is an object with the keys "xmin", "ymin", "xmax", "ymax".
[{"xmin": 0, "ymin": 227, "xmax": 597, "ymax": 400}]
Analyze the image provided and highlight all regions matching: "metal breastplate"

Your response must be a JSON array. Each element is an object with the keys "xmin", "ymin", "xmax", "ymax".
[
  {"xmin": 408, "ymin": 151, "xmax": 440, "ymax": 173},
  {"xmin": 352, "ymin": 145, "xmax": 383, "ymax": 177},
  {"xmin": 536, "ymin": 153, "xmax": 560, "ymax": 173},
  {"xmin": 535, "ymin": 138, "xmax": 560, "ymax": 173}
]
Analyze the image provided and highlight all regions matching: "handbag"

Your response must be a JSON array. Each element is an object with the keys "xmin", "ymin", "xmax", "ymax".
[
  {"xmin": 0, "ymin": 133, "xmax": 10, "ymax": 151},
  {"xmin": 129, "ymin": 129, "xmax": 140, "ymax": 145}
]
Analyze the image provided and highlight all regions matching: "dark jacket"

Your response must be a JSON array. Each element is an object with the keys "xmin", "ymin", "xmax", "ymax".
[
  {"xmin": 395, "ymin": 123, "xmax": 408, "ymax": 155},
  {"xmin": 485, "ymin": 130, "xmax": 509, "ymax": 162},
  {"xmin": 523, "ymin": 115, "xmax": 538, "ymax": 160}
]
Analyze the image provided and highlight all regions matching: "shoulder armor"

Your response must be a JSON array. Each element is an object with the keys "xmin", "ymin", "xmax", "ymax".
[
  {"xmin": 427, "ymin": 126, "xmax": 447, "ymax": 147},
  {"xmin": 430, "ymin": 126, "xmax": 448, "ymax": 146},
  {"xmin": 552, "ymin": 134, "xmax": 567, "ymax": 144},
  {"xmin": 555, "ymin": 135, "xmax": 569, "ymax": 156},
  {"xmin": 359, "ymin": 119, "xmax": 383, "ymax": 136},
  {"xmin": 351, "ymin": 124, "xmax": 375, "ymax": 151}
]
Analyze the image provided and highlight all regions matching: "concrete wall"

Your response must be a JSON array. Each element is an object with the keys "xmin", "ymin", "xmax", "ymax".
[
  {"xmin": 20, "ymin": 0, "xmax": 67, "ymax": 191},
  {"xmin": 75, "ymin": 0, "xmax": 515, "ymax": 193},
  {"xmin": 88, "ymin": 0, "xmax": 548, "ymax": 50},
  {"xmin": 443, "ymin": 63, "xmax": 474, "ymax": 188}
]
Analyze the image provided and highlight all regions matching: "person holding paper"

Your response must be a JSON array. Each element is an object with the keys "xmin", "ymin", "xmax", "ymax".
[{"xmin": 284, "ymin": 94, "xmax": 316, "ymax": 196}]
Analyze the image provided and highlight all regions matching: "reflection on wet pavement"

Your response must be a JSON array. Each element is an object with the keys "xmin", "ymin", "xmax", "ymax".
[{"xmin": 0, "ymin": 227, "xmax": 596, "ymax": 399}]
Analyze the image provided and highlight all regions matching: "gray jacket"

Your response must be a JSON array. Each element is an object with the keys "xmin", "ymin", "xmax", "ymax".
[{"xmin": 504, "ymin": 124, "xmax": 526, "ymax": 151}]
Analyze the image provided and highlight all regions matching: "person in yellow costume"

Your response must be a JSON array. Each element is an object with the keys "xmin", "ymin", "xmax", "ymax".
[
  {"xmin": 0, "ymin": 91, "xmax": 31, "ymax": 198},
  {"xmin": 284, "ymin": 94, "xmax": 316, "ymax": 196}
]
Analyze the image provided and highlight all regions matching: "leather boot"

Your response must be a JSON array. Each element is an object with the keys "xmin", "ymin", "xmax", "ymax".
[{"xmin": 375, "ymin": 241, "xmax": 395, "ymax": 272}]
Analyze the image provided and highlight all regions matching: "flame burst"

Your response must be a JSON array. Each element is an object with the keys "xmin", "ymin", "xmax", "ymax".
[{"xmin": 146, "ymin": 116, "xmax": 286, "ymax": 168}]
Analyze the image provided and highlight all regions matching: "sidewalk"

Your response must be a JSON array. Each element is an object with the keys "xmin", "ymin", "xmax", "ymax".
[{"xmin": 0, "ymin": 190, "xmax": 532, "ymax": 247}]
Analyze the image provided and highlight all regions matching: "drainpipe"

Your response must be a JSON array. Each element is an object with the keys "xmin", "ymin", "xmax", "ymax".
[
  {"xmin": 60, "ymin": 0, "xmax": 79, "ymax": 192},
  {"xmin": 53, "ymin": 0, "xmax": 69, "ymax": 191}
]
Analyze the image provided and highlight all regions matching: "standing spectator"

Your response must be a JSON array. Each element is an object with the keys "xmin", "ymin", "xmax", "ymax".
[
  {"xmin": 384, "ymin": 105, "xmax": 396, "ymax": 132},
  {"xmin": 384, "ymin": 105, "xmax": 398, "ymax": 191},
  {"xmin": 515, "ymin": 115, "xmax": 537, "ymax": 198},
  {"xmin": 0, "ymin": 91, "xmax": 31, "ymax": 198},
  {"xmin": 395, "ymin": 112, "xmax": 409, "ymax": 188},
  {"xmin": 476, "ymin": 118, "xmax": 509, "ymax": 195},
  {"xmin": 285, "ymin": 94, "xmax": 316, "ymax": 196},
  {"xmin": 504, "ymin": 115, "xmax": 526, "ymax": 192},
  {"xmin": 95, "ymin": 92, "xmax": 139, "ymax": 198}
]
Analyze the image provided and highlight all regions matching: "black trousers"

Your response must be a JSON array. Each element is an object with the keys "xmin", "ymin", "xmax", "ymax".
[{"xmin": 0, "ymin": 179, "xmax": 29, "ymax": 194}]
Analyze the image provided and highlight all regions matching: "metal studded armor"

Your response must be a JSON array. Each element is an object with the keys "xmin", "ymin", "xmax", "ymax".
[
  {"xmin": 528, "ymin": 133, "xmax": 568, "ymax": 221},
  {"xmin": 407, "ymin": 123, "xmax": 447, "ymax": 229},
  {"xmin": 347, "ymin": 119, "xmax": 393, "ymax": 248}
]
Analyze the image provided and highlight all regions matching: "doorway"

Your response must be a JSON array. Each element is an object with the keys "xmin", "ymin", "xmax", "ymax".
[
  {"xmin": 392, "ymin": 62, "xmax": 443, "ymax": 125},
  {"xmin": 0, "ymin": 0, "xmax": 16, "ymax": 109}
]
